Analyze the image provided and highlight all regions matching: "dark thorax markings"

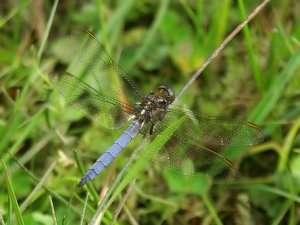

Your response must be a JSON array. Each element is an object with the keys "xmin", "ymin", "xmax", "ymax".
[{"xmin": 133, "ymin": 85, "xmax": 175, "ymax": 135}]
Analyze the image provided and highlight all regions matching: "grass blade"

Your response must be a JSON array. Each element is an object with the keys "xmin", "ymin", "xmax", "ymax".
[
  {"xmin": 249, "ymin": 48, "xmax": 300, "ymax": 123},
  {"xmin": 2, "ymin": 160, "xmax": 25, "ymax": 225}
]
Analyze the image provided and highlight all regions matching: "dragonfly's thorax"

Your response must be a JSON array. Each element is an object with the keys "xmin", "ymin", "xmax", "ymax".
[{"xmin": 133, "ymin": 85, "xmax": 175, "ymax": 124}]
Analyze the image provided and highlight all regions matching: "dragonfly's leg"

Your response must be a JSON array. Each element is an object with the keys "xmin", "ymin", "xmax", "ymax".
[
  {"xmin": 149, "ymin": 123, "xmax": 155, "ymax": 135},
  {"xmin": 158, "ymin": 111, "xmax": 167, "ymax": 121}
]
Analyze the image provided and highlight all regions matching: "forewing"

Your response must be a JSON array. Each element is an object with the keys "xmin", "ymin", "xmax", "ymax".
[
  {"xmin": 49, "ymin": 29, "xmax": 142, "ymax": 128},
  {"xmin": 166, "ymin": 105, "xmax": 264, "ymax": 147},
  {"xmin": 69, "ymin": 29, "xmax": 143, "ymax": 105}
]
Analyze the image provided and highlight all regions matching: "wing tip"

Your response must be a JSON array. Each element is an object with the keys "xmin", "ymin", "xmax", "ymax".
[
  {"xmin": 69, "ymin": 28, "xmax": 97, "ymax": 42},
  {"xmin": 48, "ymin": 71, "xmax": 74, "ymax": 82},
  {"xmin": 245, "ymin": 121, "xmax": 264, "ymax": 144},
  {"xmin": 245, "ymin": 121, "xmax": 260, "ymax": 129}
]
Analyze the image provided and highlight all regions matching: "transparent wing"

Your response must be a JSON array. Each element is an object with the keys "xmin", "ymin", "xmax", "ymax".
[
  {"xmin": 166, "ymin": 104, "xmax": 264, "ymax": 146},
  {"xmin": 49, "ymin": 29, "xmax": 143, "ymax": 128},
  {"xmin": 49, "ymin": 72, "xmax": 134, "ymax": 128},
  {"xmin": 141, "ymin": 105, "xmax": 263, "ymax": 178},
  {"xmin": 145, "ymin": 130, "xmax": 237, "ymax": 178}
]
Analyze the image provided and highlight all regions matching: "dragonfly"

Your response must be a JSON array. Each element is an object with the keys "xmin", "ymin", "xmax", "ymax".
[{"xmin": 49, "ymin": 30, "xmax": 263, "ymax": 187}]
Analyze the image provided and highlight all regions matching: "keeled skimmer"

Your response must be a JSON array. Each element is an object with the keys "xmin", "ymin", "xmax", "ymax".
[{"xmin": 48, "ymin": 30, "xmax": 263, "ymax": 187}]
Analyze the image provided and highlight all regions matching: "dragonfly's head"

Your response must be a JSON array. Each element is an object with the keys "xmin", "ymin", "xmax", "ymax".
[{"xmin": 154, "ymin": 85, "xmax": 175, "ymax": 105}]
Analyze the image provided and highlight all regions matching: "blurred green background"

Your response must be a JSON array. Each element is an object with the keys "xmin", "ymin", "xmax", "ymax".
[{"xmin": 1, "ymin": 0, "xmax": 300, "ymax": 224}]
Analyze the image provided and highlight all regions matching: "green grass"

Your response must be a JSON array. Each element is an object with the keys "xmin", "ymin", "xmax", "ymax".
[{"xmin": 1, "ymin": 0, "xmax": 300, "ymax": 224}]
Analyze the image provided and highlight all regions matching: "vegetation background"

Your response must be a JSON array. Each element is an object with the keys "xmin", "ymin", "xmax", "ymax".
[{"xmin": 0, "ymin": 0, "xmax": 300, "ymax": 224}]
